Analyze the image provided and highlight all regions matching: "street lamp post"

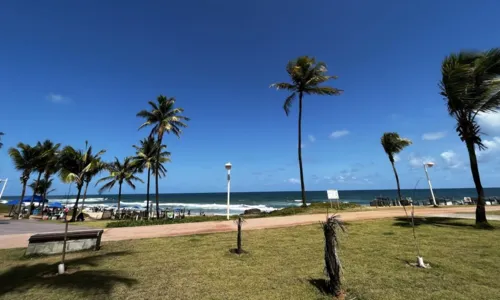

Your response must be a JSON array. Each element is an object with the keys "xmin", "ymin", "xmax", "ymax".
[
  {"xmin": 423, "ymin": 162, "xmax": 437, "ymax": 207},
  {"xmin": 225, "ymin": 162, "xmax": 232, "ymax": 220}
]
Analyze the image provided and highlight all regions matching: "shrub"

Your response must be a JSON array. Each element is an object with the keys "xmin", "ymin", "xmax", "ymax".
[{"xmin": 106, "ymin": 215, "xmax": 228, "ymax": 228}]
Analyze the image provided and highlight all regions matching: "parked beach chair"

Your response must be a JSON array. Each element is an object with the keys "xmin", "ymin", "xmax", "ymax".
[{"xmin": 463, "ymin": 197, "xmax": 473, "ymax": 205}]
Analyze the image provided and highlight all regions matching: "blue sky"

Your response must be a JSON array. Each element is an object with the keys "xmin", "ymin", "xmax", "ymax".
[{"xmin": 1, "ymin": 0, "xmax": 500, "ymax": 196}]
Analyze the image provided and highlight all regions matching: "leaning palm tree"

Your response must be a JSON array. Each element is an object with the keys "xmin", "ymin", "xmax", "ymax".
[
  {"xmin": 8, "ymin": 143, "xmax": 39, "ymax": 219},
  {"xmin": 381, "ymin": 133, "xmax": 412, "ymax": 206},
  {"xmin": 137, "ymin": 95, "xmax": 189, "ymax": 218},
  {"xmin": 96, "ymin": 157, "xmax": 143, "ymax": 216},
  {"xmin": 133, "ymin": 137, "xmax": 170, "ymax": 218},
  {"xmin": 271, "ymin": 56, "xmax": 343, "ymax": 207},
  {"xmin": 440, "ymin": 48, "xmax": 500, "ymax": 226},
  {"xmin": 59, "ymin": 145, "xmax": 106, "ymax": 221}
]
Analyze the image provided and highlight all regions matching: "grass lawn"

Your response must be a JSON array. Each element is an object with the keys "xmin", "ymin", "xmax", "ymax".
[
  {"xmin": 487, "ymin": 210, "xmax": 500, "ymax": 215},
  {"xmin": 1, "ymin": 218, "xmax": 499, "ymax": 300}
]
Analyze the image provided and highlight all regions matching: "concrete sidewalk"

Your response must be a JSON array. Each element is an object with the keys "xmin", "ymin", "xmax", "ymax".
[{"xmin": 1, "ymin": 206, "xmax": 499, "ymax": 249}]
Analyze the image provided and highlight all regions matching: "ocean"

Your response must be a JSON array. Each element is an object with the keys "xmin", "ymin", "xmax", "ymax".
[{"xmin": 3, "ymin": 188, "xmax": 500, "ymax": 215}]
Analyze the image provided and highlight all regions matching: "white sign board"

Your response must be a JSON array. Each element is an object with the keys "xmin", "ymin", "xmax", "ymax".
[{"xmin": 327, "ymin": 189, "xmax": 339, "ymax": 200}]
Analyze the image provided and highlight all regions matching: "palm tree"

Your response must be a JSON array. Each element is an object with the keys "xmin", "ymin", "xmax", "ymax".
[
  {"xmin": 59, "ymin": 145, "xmax": 106, "ymax": 222},
  {"xmin": 28, "ymin": 140, "xmax": 61, "ymax": 215},
  {"xmin": 96, "ymin": 157, "xmax": 143, "ymax": 216},
  {"xmin": 271, "ymin": 56, "xmax": 343, "ymax": 207},
  {"xmin": 80, "ymin": 142, "xmax": 106, "ymax": 211},
  {"xmin": 39, "ymin": 143, "xmax": 60, "ymax": 217},
  {"xmin": 440, "ymin": 49, "xmax": 500, "ymax": 225},
  {"xmin": 137, "ymin": 95, "xmax": 189, "ymax": 218},
  {"xmin": 27, "ymin": 142, "xmax": 45, "ymax": 215},
  {"xmin": 29, "ymin": 178, "xmax": 55, "ymax": 197},
  {"xmin": 8, "ymin": 143, "xmax": 39, "ymax": 219},
  {"xmin": 133, "ymin": 137, "xmax": 170, "ymax": 219},
  {"xmin": 381, "ymin": 133, "xmax": 412, "ymax": 206}
]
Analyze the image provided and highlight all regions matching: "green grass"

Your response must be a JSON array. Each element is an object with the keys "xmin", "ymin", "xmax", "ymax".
[
  {"xmin": 0, "ymin": 204, "xmax": 10, "ymax": 214},
  {"xmin": 1, "ymin": 217, "xmax": 499, "ymax": 299},
  {"xmin": 487, "ymin": 210, "xmax": 500, "ymax": 216}
]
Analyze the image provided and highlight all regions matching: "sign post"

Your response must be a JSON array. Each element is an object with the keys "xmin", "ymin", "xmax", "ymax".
[{"xmin": 326, "ymin": 189, "xmax": 340, "ymax": 209}]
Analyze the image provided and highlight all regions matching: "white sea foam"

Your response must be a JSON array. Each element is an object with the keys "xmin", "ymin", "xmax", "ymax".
[{"xmin": 87, "ymin": 201, "xmax": 277, "ymax": 212}]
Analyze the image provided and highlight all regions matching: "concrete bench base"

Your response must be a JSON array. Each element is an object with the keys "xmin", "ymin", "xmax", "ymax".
[{"xmin": 25, "ymin": 230, "xmax": 103, "ymax": 256}]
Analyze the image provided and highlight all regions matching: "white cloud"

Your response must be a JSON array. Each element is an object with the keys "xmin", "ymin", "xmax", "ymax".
[
  {"xmin": 478, "ymin": 137, "xmax": 500, "ymax": 162},
  {"xmin": 422, "ymin": 131, "xmax": 446, "ymax": 141},
  {"xmin": 394, "ymin": 154, "xmax": 401, "ymax": 163},
  {"xmin": 440, "ymin": 150, "xmax": 462, "ymax": 169},
  {"xmin": 308, "ymin": 134, "xmax": 316, "ymax": 142},
  {"xmin": 408, "ymin": 153, "xmax": 435, "ymax": 168},
  {"xmin": 286, "ymin": 178, "xmax": 300, "ymax": 184},
  {"xmin": 477, "ymin": 112, "xmax": 500, "ymax": 134},
  {"xmin": 300, "ymin": 143, "xmax": 305, "ymax": 149},
  {"xmin": 46, "ymin": 93, "xmax": 71, "ymax": 104},
  {"xmin": 329, "ymin": 130, "xmax": 349, "ymax": 139}
]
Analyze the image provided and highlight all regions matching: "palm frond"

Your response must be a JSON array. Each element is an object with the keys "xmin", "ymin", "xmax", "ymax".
[
  {"xmin": 283, "ymin": 93, "xmax": 296, "ymax": 116},
  {"xmin": 381, "ymin": 132, "xmax": 412, "ymax": 161},
  {"xmin": 304, "ymin": 86, "xmax": 343, "ymax": 96}
]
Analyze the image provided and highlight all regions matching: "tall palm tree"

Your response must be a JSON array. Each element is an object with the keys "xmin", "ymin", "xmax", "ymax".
[
  {"xmin": 271, "ymin": 56, "xmax": 343, "ymax": 207},
  {"xmin": 137, "ymin": 95, "xmax": 189, "ymax": 218},
  {"xmin": 59, "ymin": 145, "xmax": 106, "ymax": 221},
  {"xmin": 440, "ymin": 49, "xmax": 500, "ymax": 225},
  {"xmin": 8, "ymin": 143, "xmax": 39, "ymax": 219},
  {"xmin": 381, "ymin": 133, "xmax": 412, "ymax": 206},
  {"xmin": 96, "ymin": 157, "xmax": 143, "ymax": 215},
  {"xmin": 133, "ymin": 137, "xmax": 170, "ymax": 219}
]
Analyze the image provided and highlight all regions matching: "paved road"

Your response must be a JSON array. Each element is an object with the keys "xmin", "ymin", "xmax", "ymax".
[
  {"xmin": 1, "ymin": 206, "xmax": 500, "ymax": 249},
  {"xmin": 0, "ymin": 219, "xmax": 92, "ymax": 235}
]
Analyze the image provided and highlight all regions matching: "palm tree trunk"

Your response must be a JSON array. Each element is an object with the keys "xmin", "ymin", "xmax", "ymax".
[
  {"xmin": 40, "ymin": 174, "xmax": 49, "ymax": 217},
  {"xmin": 297, "ymin": 92, "xmax": 307, "ymax": 207},
  {"xmin": 146, "ymin": 167, "xmax": 151, "ymax": 220},
  {"xmin": 117, "ymin": 182, "xmax": 122, "ymax": 219},
  {"xmin": 16, "ymin": 179, "xmax": 28, "ymax": 220},
  {"xmin": 70, "ymin": 185, "xmax": 83, "ymax": 222},
  {"xmin": 29, "ymin": 172, "xmax": 42, "ymax": 215},
  {"xmin": 80, "ymin": 181, "xmax": 90, "ymax": 211},
  {"xmin": 465, "ymin": 139, "xmax": 487, "ymax": 225},
  {"xmin": 390, "ymin": 161, "xmax": 402, "ymax": 206},
  {"xmin": 155, "ymin": 136, "xmax": 163, "ymax": 219}
]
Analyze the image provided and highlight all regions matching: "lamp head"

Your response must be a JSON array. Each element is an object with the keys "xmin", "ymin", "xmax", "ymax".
[
  {"xmin": 225, "ymin": 162, "xmax": 232, "ymax": 170},
  {"xmin": 424, "ymin": 162, "xmax": 435, "ymax": 167}
]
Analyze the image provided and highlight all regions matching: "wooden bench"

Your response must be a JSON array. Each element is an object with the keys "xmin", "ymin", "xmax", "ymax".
[{"xmin": 25, "ymin": 230, "xmax": 104, "ymax": 256}]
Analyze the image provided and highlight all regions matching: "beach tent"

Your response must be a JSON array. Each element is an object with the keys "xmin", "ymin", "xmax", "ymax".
[{"xmin": 47, "ymin": 202, "xmax": 63, "ymax": 209}]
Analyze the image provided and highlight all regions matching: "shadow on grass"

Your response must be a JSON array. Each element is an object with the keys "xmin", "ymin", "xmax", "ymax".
[
  {"xmin": 308, "ymin": 278, "xmax": 331, "ymax": 295},
  {"xmin": 392, "ymin": 217, "xmax": 495, "ymax": 230},
  {"xmin": 0, "ymin": 251, "xmax": 137, "ymax": 297}
]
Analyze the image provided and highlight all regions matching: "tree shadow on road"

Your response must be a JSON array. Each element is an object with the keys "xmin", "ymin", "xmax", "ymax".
[{"xmin": 0, "ymin": 251, "xmax": 137, "ymax": 297}]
